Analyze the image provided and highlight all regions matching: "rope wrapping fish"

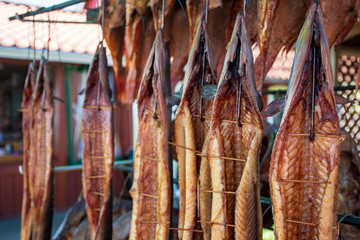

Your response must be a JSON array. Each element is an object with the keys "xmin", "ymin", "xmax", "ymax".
[
  {"xmin": 28, "ymin": 57, "xmax": 54, "ymax": 240},
  {"xmin": 175, "ymin": 19, "xmax": 218, "ymax": 240},
  {"xmin": 82, "ymin": 42, "xmax": 114, "ymax": 239},
  {"xmin": 207, "ymin": 13, "xmax": 263, "ymax": 240},
  {"xmin": 20, "ymin": 62, "xmax": 36, "ymax": 240},
  {"xmin": 269, "ymin": 3, "xmax": 342, "ymax": 239},
  {"xmin": 129, "ymin": 29, "xmax": 171, "ymax": 240}
]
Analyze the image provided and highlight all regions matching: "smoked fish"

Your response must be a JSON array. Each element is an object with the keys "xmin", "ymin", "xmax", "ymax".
[
  {"xmin": 129, "ymin": 30, "xmax": 171, "ymax": 240},
  {"xmin": 103, "ymin": 0, "xmax": 126, "ymax": 102},
  {"xmin": 254, "ymin": 0, "xmax": 358, "ymax": 92},
  {"xmin": 82, "ymin": 42, "xmax": 114, "ymax": 239},
  {"xmin": 20, "ymin": 62, "xmax": 36, "ymax": 240},
  {"xmin": 175, "ymin": 20, "xmax": 217, "ymax": 240},
  {"xmin": 269, "ymin": 3, "xmax": 342, "ymax": 240},
  {"xmin": 207, "ymin": 13, "xmax": 263, "ymax": 240},
  {"xmin": 28, "ymin": 57, "xmax": 54, "ymax": 240}
]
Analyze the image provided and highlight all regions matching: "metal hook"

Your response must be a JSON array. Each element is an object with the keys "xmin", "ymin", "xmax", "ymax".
[
  {"xmin": 101, "ymin": 0, "xmax": 105, "ymax": 41},
  {"xmin": 153, "ymin": 98, "xmax": 158, "ymax": 120},
  {"xmin": 199, "ymin": 48, "xmax": 207, "ymax": 121},
  {"xmin": 236, "ymin": 43, "xmax": 243, "ymax": 127},
  {"xmin": 161, "ymin": 0, "xmax": 165, "ymax": 30},
  {"xmin": 205, "ymin": 0, "xmax": 209, "ymax": 23},
  {"xmin": 309, "ymin": 43, "xmax": 316, "ymax": 141}
]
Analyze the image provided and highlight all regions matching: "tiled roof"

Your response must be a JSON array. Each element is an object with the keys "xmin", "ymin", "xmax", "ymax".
[{"xmin": 0, "ymin": 1, "xmax": 102, "ymax": 54}]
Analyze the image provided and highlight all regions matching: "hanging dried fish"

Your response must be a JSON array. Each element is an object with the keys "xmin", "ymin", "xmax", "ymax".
[
  {"xmin": 28, "ymin": 57, "xmax": 54, "ymax": 240},
  {"xmin": 53, "ymin": 196, "xmax": 86, "ymax": 240},
  {"xmin": 82, "ymin": 42, "xmax": 114, "ymax": 239},
  {"xmin": 268, "ymin": 3, "xmax": 342, "ymax": 239},
  {"xmin": 207, "ymin": 13, "xmax": 263, "ymax": 240},
  {"xmin": 124, "ymin": 0, "xmax": 152, "ymax": 103},
  {"xmin": 257, "ymin": 0, "xmax": 278, "ymax": 82},
  {"xmin": 129, "ymin": 29, "xmax": 171, "ymax": 240},
  {"xmin": 103, "ymin": 0, "xmax": 126, "ymax": 102},
  {"xmin": 20, "ymin": 62, "xmax": 36, "ymax": 240},
  {"xmin": 175, "ymin": 19, "xmax": 217, "ymax": 240},
  {"xmin": 254, "ymin": 0, "xmax": 358, "ymax": 92}
]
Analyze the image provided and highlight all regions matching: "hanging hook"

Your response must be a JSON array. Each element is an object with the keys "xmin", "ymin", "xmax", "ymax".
[
  {"xmin": 46, "ymin": 13, "xmax": 51, "ymax": 61},
  {"xmin": 101, "ymin": 0, "xmax": 105, "ymax": 41},
  {"xmin": 161, "ymin": 0, "xmax": 165, "ymax": 30},
  {"xmin": 205, "ymin": 0, "xmax": 209, "ymax": 23},
  {"xmin": 32, "ymin": 15, "xmax": 36, "ymax": 65}
]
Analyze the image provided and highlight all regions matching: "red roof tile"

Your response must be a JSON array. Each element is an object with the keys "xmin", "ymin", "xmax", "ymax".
[{"xmin": 0, "ymin": 1, "xmax": 102, "ymax": 54}]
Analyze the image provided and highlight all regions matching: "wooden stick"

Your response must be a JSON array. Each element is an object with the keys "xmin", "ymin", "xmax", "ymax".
[
  {"xmin": 280, "ymin": 179, "xmax": 328, "ymax": 184},
  {"xmin": 167, "ymin": 142, "xmax": 201, "ymax": 153},
  {"xmin": 197, "ymin": 154, "xmax": 246, "ymax": 162},
  {"xmin": 168, "ymin": 227, "xmax": 203, "ymax": 233},
  {"xmin": 288, "ymin": 133, "xmax": 346, "ymax": 140},
  {"xmin": 142, "ymin": 156, "xmax": 160, "ymax": 162},
  {"xmin": 285, "ymin": 219, "xmax": 317, "ymax": 227},
  {"xmin": 199, "ymin": 189, "xmax": 236, "ymax": 195},
  {"xmin": 31, "ymin": 147, "xmax": 52, "ymax": 152},
  {"xmin": 83, "ymin": 105, "xmax": 110, "ymax": 110},
  {"xmin": 92, "ymin": 191, "xmax": 104, "ymax": 196},
  {"xmin": 86, "ymin": 156, "xmax": 110, "ymax": 159},
  {"xmin": 82, "ymin": 129, "xmax": 109, "ymax": 133},
  {"xmin": 140, "ymin": 193, "xmax": 158, "ymax": 199},
  {"xmin": 192, "ymin": 114, "xmax": 253, "ymax": 126},
  {"xmin": 198, "ymin": 220, "xmax": 235, "ymax": 227},
  {"xmin": 35, "ymin": 107, "xmax": 54, "ymax": 111},
  {"xmin": 86, "ymin": 175, "xmax": 107, "ymax": 179}
]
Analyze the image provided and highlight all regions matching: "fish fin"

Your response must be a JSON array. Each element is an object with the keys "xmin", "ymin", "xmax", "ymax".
[
  {"xmin": 335, "ymin": 94, "xmax": 352, "ymax": 105},
  {"xmin": 263, "ymin": 96, "xmax": 285, "ymax": 117}
]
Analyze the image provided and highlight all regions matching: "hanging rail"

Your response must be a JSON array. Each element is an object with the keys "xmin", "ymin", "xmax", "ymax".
[{"xmin": 9, "ymin": 0, "xmax": 89, "ymax": 21}]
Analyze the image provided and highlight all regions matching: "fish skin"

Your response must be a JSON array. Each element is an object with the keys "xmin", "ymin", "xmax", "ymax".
[
  {"xmin": 208, "ymin": 13, "xmax": 263, "ymax": 240},
  {"xmin": 257, "ymin": 0, "xmax": 278, "ymax": 83},
  {"xmin": 103, "ymin": 0, "xmax": 126, "ymax": 102},
  {"xmin": 269, "ymin": 4, "xmax": 340, "ymax": 240},
  {"xmin": 82, "ymin": 43, "xmax": 114, "ymax": 240},
  {"xmin": 175, "ymin": 19, "xmax": 217, "ymax": 240},
  {"xmin": 53, "ymin": 198, "xmax": 86, "ymax": 240},
  {"xmin": 28, "ymin": 58, "xmax": 54, "ymax": 240},
  {"xmin": 254, "ymin": 0, "xmax": 358, "ymax": 92},
  {"xmin": 129, "ymin": 30, "xmax": 171, "ymax": 240},
  {"xmin": 20, "ymin": 62, "xmax": 36, "ymax": 240}
]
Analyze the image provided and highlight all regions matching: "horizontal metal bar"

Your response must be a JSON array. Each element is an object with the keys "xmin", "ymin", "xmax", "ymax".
[
  {"xmin": 260, "ymin": 197, "xmax": 360, "ymax": 227},
  {"xmin": 18, "ymin": 159, "xmax": 133, "ymax": 174},
  {"xmin": 9, "ymin": 0, "xmax": 88, "ymax": 21},
  {"xmin": 262, "ymin": 85, "xmax": 356, "ymax": 95},
  {"xmin": 13, "ymin": 18, "xmax": 97, "ymax": 24}
]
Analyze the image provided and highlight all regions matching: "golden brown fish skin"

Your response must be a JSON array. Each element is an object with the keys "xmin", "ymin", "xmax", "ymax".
[
  {"xmin": 82, "ymin": 43, "xmax": 114, "ymax": 240},
  {"xmin": 28, "ymin": 58, "xmax": 54, "ymax": 240},
  {"xmin": 269, "ymin": 4, "xmax": 340, "ymax": 240},
  {"xmin": 20, "ymin": 62, "xmax": 36, "ymax": 240},
  {"xmin": 208, "ymin": 14, "xmax": 263, "ymax": 240},
  {"xmin": 257, "ymin": 0, "xmax": 278, "ymax": 83},
  {"xmin": 175, "ymin": 19, "xmax": 217, "ymax": 240},
  {"xmin": 129, "ymin": 30, "xmax": 171, "ymax": 240},
  {"xmin": 103, "ymin": 0, "xmax": 126, "ymax": 102},
  {"xmin": 254, "ymin": 0, "xmax": 358, "ymax": 92}
]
